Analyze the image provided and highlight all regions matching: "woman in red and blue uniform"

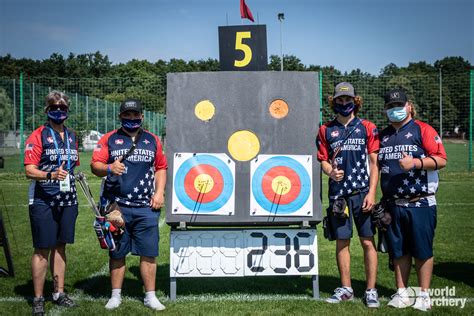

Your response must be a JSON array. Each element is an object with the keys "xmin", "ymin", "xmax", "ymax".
[
  {"xmin": 380, "ymin": 89, "xmax": 447, "ymax": 311},
  {"xmin": 24, "ymin": 91, "xmax": 80, "ymax": 315}
]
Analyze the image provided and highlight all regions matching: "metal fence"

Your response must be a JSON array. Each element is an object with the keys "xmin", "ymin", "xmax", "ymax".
[{"xmin": 0, "ymin": 70, "xmax": 472, "ymax": 172}]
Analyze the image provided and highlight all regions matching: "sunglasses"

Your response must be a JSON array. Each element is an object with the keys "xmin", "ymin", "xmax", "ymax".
[{"xmin": 48, "ymin": 104, "xmax": 68, "ymax": 111}]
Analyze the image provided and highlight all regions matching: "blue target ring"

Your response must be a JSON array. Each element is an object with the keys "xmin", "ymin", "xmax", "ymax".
[
  {"xmin": 174, "ymin": 154, "xmax": 233, "ymax": 213},
  {"xmin": 252, "ymin": 156, "xmax": 311, "ymax": 214}
]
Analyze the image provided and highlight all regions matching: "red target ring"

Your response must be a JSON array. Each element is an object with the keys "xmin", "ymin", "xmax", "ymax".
[
  {"xmin": 184, "ymin": 164, "xmax": 224, "ymax": 203},
  {"xmin": 261, "ymin": 166, "xmax": 301, "ymax": 205}
]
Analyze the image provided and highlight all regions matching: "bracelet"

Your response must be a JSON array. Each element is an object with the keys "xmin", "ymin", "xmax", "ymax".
[
  {"xmin": 417, "ymin": 158, "xmax": 424, "ymax": 170},
  {"xmin": 428, "ymin": 156, "xmax": 438, "ymax": 170},
  {"xmin": 107, "ymin": 164, "xmax": 112, "ymax": 175}
]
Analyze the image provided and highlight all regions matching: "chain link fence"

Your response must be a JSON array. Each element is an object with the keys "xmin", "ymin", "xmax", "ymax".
[{"xmin": 0, "ymin": 71, "xmax": 472, "ymax": 172}]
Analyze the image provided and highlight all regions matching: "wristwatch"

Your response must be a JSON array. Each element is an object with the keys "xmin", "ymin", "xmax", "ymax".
[{"xmin": 46, "ymin": 172, "xmax": 52, "ymax": 180}]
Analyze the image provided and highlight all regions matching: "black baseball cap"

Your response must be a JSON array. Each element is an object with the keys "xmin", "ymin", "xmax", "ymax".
[
  {"xmin": 119, "ymin": 99, "xmax": 143, "ymax": 114},
  {"xmin": 384, "ymin": 89, "xmax": 408, "ymax": 106}
]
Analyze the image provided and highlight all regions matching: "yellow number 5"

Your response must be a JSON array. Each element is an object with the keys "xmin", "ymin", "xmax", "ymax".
[{"xmin": 234, "ymin": 32, "xmax": 252, "ymax": 67}]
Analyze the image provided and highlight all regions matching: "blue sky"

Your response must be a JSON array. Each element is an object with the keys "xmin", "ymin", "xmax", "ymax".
[{"xmin": 0, "ymin": 0, "xmax": 472, "ymax": 74}]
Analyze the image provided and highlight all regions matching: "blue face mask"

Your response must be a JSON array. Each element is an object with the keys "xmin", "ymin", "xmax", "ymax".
[
  {"xmin": 47, "ymin": 110, "xmax": 68, "ymax": 124},
  {"xmin": 386, "ymin": 106, "xmax": 408, "ymax": 122},
  {"xmin": 333, "ymin": 102, "xmax": 355, "ymax": 117},
  {"xmin": 121, "ymin": 118, "xmax": 142, "ymax": 132}
]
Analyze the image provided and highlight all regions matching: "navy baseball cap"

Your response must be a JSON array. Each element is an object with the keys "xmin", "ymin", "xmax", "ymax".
[
  {"xmin": 384, "ymin": 89, "xmax": 408, "ymax": 106},
  {"xmin": 119, "ymin": 99, "xmax": 143, "ymax": 114}
]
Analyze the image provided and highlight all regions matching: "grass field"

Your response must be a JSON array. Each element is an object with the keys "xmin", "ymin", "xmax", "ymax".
[{"xmin": 0, "ymin": 144, "xmax": 473, "ymax": 315}]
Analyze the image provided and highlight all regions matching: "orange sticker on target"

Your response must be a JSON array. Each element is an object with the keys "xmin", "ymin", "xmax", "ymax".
[{"xmin": 269, "ymin": 99, "xmax": 289, "ymax": 119}]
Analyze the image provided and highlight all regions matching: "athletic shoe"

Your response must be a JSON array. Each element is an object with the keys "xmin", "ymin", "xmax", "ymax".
[
  {"xmin": 363, "ymin": 288, "xmax": 380, "ymax": 308},
  {"xmin": 32, "ymin": 296, "xmax": 45, "ymax": 316},
  {"xmin": 387, "ymin": 290, "xmax": 412, "ymax": 308},
  {"xmin": 413, "ymin": 293, "xmax": 432, "ymax": 312},
  {"xmin": 53, "ymin": 293, "xmax": 76, "ymax": 307},
  {"xmin": 144, "ymin": 296, "xmax": 166, "ymax": 311},
  {"xmin": 105, "ymin": 296, "xmax": 122, "ymax": 309},
  {"xmin": 325, "ymin": 287, "xmax": 354, "ymax": 303}
]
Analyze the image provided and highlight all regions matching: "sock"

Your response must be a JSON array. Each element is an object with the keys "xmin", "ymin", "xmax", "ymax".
[
  {"xmin": 343, "ymin": 286, "xmax": 353, "ymax": 292},
  {"xmin": 111, "ymin": 288, "xmax": 122, "ymax": 299},
  {"xmin": 145, "ymin": 291, "xmax": 156, "ymax": 300},
  {"xmin": 397, "ymin": 288, "xmax": 408, "ymax": 296},
  {"xmin": 52, "ymin": 292, "xmax": 62, "ymax": 300},
  {"xmin": 419, "ymin": 290, "xmax": 429, "ymax": 297}
]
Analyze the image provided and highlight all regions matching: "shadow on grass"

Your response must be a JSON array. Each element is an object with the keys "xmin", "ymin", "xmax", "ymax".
[
  {"xmin": 14, "ymin": 279, "xmax": 53, "ymax": 300},
  {"xmin": 155, "ymin": 273, "xmax": 394, "ymax": 299},
  {"xmin": 433, "ymin": 262, "xmax": 474, "ymax": 287}
]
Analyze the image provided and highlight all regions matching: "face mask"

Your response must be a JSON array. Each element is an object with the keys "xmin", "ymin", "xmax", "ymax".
[
  {"xmin": 333, "ymin": 102, "xmax": 355, "ymax": 117},
  {"xmin": 47, "ymin": 110, "xmax": 68, "ymax": 124},
  {"xmin": 386, "ymin": 106, "xmax": 408, "ymax": 122},
  {"xmin": 121, "ymin": 118, "xmax": 142, "ymax": 132}
]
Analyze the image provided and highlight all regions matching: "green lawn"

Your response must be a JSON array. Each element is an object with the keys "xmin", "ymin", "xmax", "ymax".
[{"xmin": 0, "ymin": 146, "xmax": 473, "ymax": 315}]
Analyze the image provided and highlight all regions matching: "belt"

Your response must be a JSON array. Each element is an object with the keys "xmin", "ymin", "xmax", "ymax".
[{"xmin": 394, "ymin": 193, "xmax": 435, "ymax": 206}]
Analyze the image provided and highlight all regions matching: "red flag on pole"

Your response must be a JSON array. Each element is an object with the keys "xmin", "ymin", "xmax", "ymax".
[{"xmin": 240, "ymin": 0, "xmax": 255, "ymax": 22}]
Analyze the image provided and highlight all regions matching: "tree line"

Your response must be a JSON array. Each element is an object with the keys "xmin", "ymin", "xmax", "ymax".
[{"xmin": 0, "ymin": 52, "xmax": 472, "ymax": 134}]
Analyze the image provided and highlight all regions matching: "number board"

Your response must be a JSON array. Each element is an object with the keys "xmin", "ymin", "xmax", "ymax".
[
  {"xmin": 170, "ymin": 228, "xmax": 317, "ymax": 277},
  {"xmin": 219, "ymin": 25, "xmax": 267, "ymax": 71}
]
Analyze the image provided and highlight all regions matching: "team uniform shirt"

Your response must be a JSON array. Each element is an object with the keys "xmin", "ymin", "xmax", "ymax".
[
  {"xmin": 317, "ymin": 117, "xmax": 379, "ymax": 200},
  {"xmin": 24, "ymin": 123, "xmax": 80, "ymax": 206},
  {"xmin": 378, "ymin": 119, "xmax": 447, "ymax": 207},
  {"xmin": 91, "ymin": 129, "xmax": 167, "ymax": 207}
]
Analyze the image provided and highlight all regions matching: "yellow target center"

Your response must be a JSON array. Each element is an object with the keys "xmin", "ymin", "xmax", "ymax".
[
  {"xmin": 271, "ymin": 176, "xmax": 292, "ymax": 195},
  {"xmin": 194, "ymin": 174, "xmax": 214, "ymax": 194},
  {"xmin": 194, "ymin": 100, "xmax": 215, "ymax": 121},
  {"xmin": 227, "ymin": 130, "xmax": 261, "ymax": 161}
]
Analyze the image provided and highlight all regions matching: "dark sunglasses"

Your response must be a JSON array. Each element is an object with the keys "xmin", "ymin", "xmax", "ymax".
[{"xmin": 48, "ymin": 104, "xmax": 68, "ymax": 111}]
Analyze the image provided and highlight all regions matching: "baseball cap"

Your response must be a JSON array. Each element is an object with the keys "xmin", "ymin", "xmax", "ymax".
[
  {"xmin": 119, "ymin": 99, "xmax": 143, "ymax": 114},
  {"xmin": 333, "ymin": 82, "xmax": 355, "ymax": 98},
  {"xmin": 384, "ymin": 89, "xmax": 408, "ymax": 106}
]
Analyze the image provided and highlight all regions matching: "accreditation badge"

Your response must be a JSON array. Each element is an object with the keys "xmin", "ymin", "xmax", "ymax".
[{"xmin": 59, "ymin": 174, "xmax": 71, "ymax": 192}]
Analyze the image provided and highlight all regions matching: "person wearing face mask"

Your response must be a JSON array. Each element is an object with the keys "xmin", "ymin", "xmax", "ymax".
[
  {"xmin": 379, "ymin": 89, "xmax": 447, "ymax": 311},
  {"xmin": 91, "ymin": 99, "xmax": 167, "ymax": 311},
  {"xmin": 316, "ymin": 82, "xmax": 380, "ymax": 307},
  {"xmin": 24, "ymin": 91, "xmax": 80, "ymax": 315}
]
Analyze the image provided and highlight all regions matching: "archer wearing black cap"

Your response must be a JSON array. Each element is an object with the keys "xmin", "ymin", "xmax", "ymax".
[
  {"xmin": 90, "ymin": 98, "xmax": 168, "ymax": 311},
  {"xmin": 379, "ymin": 88, "xmax": 447, "ymax": 311}
]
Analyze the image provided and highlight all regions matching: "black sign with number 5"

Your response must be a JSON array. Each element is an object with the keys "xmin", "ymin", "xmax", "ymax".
[{"xmin": 218, "ymin": 25, "xmax": 267, "ymax": 71}]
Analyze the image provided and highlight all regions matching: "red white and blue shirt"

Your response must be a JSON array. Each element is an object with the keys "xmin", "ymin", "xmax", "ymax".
[
  {"xmin": 91, "ymin": 129, "xmax": 167, "ymax": 207},
  {"xmin": 378, "ymin": 119, "xmax": 447, "ymax": 207},
  {"xmin": 24, "ymin": 123, "xmax": 80, "ymax": 206},
  {"xmin": 317, "ymin": 117, "xmax": 379, "ymax": 200}
]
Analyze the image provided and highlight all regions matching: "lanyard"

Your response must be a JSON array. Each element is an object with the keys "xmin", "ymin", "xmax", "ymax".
[{"xmin": 49, "ymin": 127, "xmax": 71, "ymax": 171}]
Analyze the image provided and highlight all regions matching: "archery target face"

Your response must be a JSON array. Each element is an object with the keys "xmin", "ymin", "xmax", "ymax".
[
  {"xmin": 172, "ymin": 153, "xmax": 235, "ymax": 215},
  {"xmin": 250, "ymin": 155, "xmax": 312, "ymax": 216}
]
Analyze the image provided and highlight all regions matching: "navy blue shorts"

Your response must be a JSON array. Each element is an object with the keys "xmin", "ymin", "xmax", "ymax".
[
  {"xmin": 29, "ymin": 201, "xmax": 78, "ymax": 249},
  {"xmin": 327, "ymin": 190, "xmax": 375, "ymax": 240},
  {"xmin": 386, "ymin": 204, "xmax": 437, "ymax": 260},
  {"xmin": 110, "ymin": 206, "xmax": 160, "ymax": 259}
]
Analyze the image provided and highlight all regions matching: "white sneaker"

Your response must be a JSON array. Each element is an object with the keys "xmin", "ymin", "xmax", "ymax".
[
  {"xmin": 105, "ymin": 296, "xmax": 121, "ymax": 309},
  {"xmin": 325, "ymin": 287, "xmax": 354, "ymax": 303},
  {"xmin": 144, "ymin": 296, "xmax": 166, "ymax": 311},
  {"xmin": 387, "ymin": 289, "xmax": 412, "ymax": 308},
  {"xmin": 413, "ymin": 294, "xmax": 432, "ymax": 312}
]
